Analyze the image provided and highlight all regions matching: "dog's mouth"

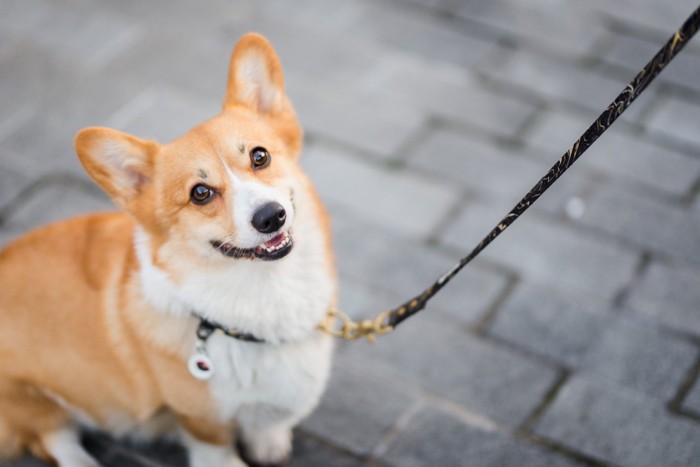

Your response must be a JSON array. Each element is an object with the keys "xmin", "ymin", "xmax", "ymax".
[{"xmin": 211, "ymin": 231, "xmax": 294, "ymax": 261}]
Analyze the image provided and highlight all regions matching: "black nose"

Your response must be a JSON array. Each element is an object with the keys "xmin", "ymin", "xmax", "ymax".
[{"xmin": 251, "ymin": 202, "xmax": 287, "ymax": 233}]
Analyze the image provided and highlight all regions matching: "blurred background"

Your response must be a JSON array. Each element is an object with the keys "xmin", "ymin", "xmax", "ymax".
[{"xmin": 1, "ymin": 0, "xmax": 700, "ymax": 466}]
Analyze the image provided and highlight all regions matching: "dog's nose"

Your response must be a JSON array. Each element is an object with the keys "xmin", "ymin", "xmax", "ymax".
[{"xmin": 251, "ymin": 202, "xmax": 287, "ymax": 233}]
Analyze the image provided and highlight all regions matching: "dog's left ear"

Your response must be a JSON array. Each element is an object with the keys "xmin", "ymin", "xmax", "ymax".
[
  {"xmin": 224, "ymin": 33, "xmax": 302, "ymax": 155},
  {"xmin": 224, "ymin": 33, "xmax": 287, "ymax": 114}
]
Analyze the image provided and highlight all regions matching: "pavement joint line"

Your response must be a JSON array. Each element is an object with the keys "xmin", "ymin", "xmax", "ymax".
[
  {"xmin": 515, "ymin": 431, "xmax": 614, "ymax": 467},
  {"xmin": 423, "ymin": 189, "xmax": 472, "ymax": 247},
  {"xmin": 471, "ymin": 272, "xmax": 520, "ymax": 336},
  {"xmin": 388, "ymin": 115, "xmax": 440, "ymax": 168},
  {"xmin": 518, "ymin": 369, "xmax": 571, "ymax": 433},
  {"xmin": 369, "ymin": 398, "xmax": 427, "ymax": 459},
  {"xmin": 295, "ymin": 427, "xmax": 391, "ymax": 467},
  {"xmin": 668, "ymin": 350, "xmax": 700, "ymax": 413},
  {"xmin": 477, "ymin": 331, "xmax": 569, "ymax": 378},
  {"xmin": 612, "ymin": 250, "xmax": 652, "ymax": 309}
]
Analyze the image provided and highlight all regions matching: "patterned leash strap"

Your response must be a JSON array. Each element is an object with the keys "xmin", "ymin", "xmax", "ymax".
[{"xmin": 321, "ymin": 5, "xmax": 700, "ymax": 342}]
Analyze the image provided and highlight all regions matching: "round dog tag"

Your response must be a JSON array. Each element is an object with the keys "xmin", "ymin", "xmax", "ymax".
[{"xmin": 188, "ymin": 353, "xmax": 214, "ymax": 380}]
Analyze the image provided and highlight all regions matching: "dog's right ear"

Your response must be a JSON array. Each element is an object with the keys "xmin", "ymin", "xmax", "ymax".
[{"xmin": 75, "ymin": 127, "xmax": 158, "ymax": 210}]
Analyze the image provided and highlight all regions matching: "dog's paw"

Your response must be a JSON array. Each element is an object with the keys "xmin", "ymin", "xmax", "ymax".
[{"xmin": 242, "ymin": 427, "xmax": 292, "ymax": 466}]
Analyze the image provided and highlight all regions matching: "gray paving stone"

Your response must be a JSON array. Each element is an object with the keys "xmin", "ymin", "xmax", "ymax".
[
  {"xmin": 302, "ymin": 143, "xmax": 460, "ymax": 240},
  {"xmin": 683, "ymin": 377, "xmax": 700, "ymax": 415},
  {"xmin": 0, "ymin": 0, "xmax": 56, "ymax": 39},
  {"xmin": 646, "ymin": 95, "xmax": 700, "ymax": 149},
  {"xmin": 456, "ymin": 0, "xmax": 606, "ymax": 56},
  {"xmin": 348, "ymin": 2, "xmax": 498, "ymax": 69},
  {"xmin": 2, "ymin": 179, "xmax": 114, "ymax": 232},
  {"xmin": 407, "ymin": 129, "xmax": 547, "ymax": 201},
  {"xmin": 113, "ymin": 87, "xmax": 220, "ymax": 144},
  {"xmin": 440, "ymin": 201, "xmax": 640, "ymax": 300},
  {"xmin": 330, "ymin": 211, "xmax": 509, "ymax": 326},
  {"xmin": 525, "ymin": 109, "xmax": 700, "ymax": 197},
  {"xmin": 580, "ymin": 184, "xmax": 700, "ymax": 263},
  {"xmin": 584, "ymin": 0, "xmax": 700, "ymax": 34},
  {"xmin": 0, "ymin": 148, "xmax": 42, "ymax": 211},
  {"xmin": 486, "ymin": 281, "xmax": 611, "ymax": 368},
  {"xmin": 603, "ymin": 34, "xmax": 700, "ymax": 94},
  {"xmin": 24, "ymin": 3, "xmax": 143, "ymax": 70},
  {"xmin": 626, "ymin": 261, "xmax": 700, "ymax": 336},
  {"xmin": 535, "ymin": 376, "xmax": 700, "ymax": 467},
  {"xmin": 579, "ymin": 315, "xmax": 698, "ymax": 401},
  {"xmin": 481, "ymin": 49, "xmax": 627, "ymax": 113},
  {"xmin": 349, "ymin": 312, "xmax": 559, "ymax": 427},
  {"xmin": 302, "ymin": 359, "xmax": 417, "ymax": 456},
  {"xmin": 382, "ymin": 405, "xmax": 582, "ymax": 467},
  {"xmin": 294, "ymin": 83, "xmax": 426, "ymax": 160},
  {"xmin": 364, "ymin": 57, "xmax": 537, "ymax": 139}
]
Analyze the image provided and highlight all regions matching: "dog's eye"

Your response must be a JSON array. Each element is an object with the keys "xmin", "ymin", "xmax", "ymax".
[
  {"xmin": 250, "ymin": 147, "xmax": 271, "ymax": 169},
  {"xmin": 190, "ymin": 184, "xmax": 214, "ymax": 205}
]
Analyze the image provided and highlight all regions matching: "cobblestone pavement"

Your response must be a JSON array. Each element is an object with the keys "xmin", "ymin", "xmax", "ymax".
[{"xmin": 2, "ymin": 0, "xmax": 700, "ymax": 466}]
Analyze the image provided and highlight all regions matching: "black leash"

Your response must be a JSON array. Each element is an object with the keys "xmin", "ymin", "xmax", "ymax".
[{"xmin": 322, "ymin": 5, "xmax": 700, "ymax": 341}]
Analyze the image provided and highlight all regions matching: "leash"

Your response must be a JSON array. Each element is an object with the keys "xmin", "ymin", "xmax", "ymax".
[{"xmin": 320, "ymin": 5, "xmax": 700, "ymax": 342}]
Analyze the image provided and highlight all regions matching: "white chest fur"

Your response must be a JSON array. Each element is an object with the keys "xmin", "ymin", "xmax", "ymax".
[{"xmin": 205, "ymin": 332, "xmax": 333, "ymax": 421}]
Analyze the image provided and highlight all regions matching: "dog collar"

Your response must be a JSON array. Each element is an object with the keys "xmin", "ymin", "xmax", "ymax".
[{"xmin": 188, "ymin": 313, "xmax": 267, "ymax": 380}]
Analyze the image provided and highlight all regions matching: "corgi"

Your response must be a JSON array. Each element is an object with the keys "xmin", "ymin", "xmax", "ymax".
[{"xmin": 0, "ymin": 33, "xmax": 336, "ymax": 467}]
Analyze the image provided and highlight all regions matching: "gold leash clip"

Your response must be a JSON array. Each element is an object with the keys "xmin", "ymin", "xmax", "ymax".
[{"xmin": 319, "ymin": 309, "xmax": 394, "ymax": 343}]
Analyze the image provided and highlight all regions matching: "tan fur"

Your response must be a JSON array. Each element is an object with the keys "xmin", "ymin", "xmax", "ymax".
[{"xmin": 0, "ymin": 33, "xmax": 335, "ymax": 465}]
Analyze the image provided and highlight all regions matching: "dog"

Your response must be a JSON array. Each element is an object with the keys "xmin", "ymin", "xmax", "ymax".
[{"xmin": 0, "ymin": 33, "xmax": 337, "ymax": 466}]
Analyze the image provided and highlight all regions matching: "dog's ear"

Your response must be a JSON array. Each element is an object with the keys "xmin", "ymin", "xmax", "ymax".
[
  {"xmin": 224, "ymin": 33, "xmax": 288, "ymax": 114},
  {"xmin": 75, "ymin": 127, "xmax": 158, "ymax": 210}
]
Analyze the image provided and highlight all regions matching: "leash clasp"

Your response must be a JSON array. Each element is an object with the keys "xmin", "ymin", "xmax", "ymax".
[{"xmin": 320, "ymin": 309, "xmax": 394, "ymax": 343}]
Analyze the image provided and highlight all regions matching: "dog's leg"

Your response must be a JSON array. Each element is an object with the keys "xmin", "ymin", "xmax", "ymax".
[
  {"xmin": 43, "ymin": 427, "xmax": 100, "ymax": 467},
  {"xmin": 178, "ymin": 416, "xmax": 246, "ymax": 467},
  {"xmin": 236, "ymin": 405, "xmax": 299, "ymax": 465}
]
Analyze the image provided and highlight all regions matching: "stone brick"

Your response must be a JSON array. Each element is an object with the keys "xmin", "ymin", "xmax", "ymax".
[
  {"xmin": 302, "ymin": 143, "xmax": 460, "ymax": 239},
  {"xmin": 603, "ymin": 34, "xmax": 700, "ymax": 94},
  {"xmin": 2, "ymin": 179, "xmax": 114, "ymax": 232},
  {"xmin": 440, "ymin": 201, "xmax": 640, "ymax": 300},
  {"xmin": 348, "ymin": 2, "xmax": 497, "ymax": 69},
  {"xmin": 381, "ymin": 405, "xmax": 582, "ymax": 467},
  {"xmin": 330, "ymin": 212, "xmax": 509, "ymax": 326},
  {"xmin": 349, "ymin": 312, "xmax": 559, "ymax": 427},
  {"xmin": 583, "ymin": 0, "xmax": 700, "ymax": 35},
  {"xmin": 579, "ymin": 315, "xmax": 698, "ymax": 400},
  {"xmin": 301, "ymin": 358, "xmax": 417, "ymax": 456},
  {"xmin": 646, "ymin": 95, "xmax": 700, "ymax": 149},
  {"xmin": 486, "ymin": 281, "xmax": 611, "ymax": 368},
  {"xmin": 626, "ymin": 261, "xmax": 700, "ymax": 336},
  {"xmin": 481, "ymin": 50, "xmax": 627, "ymax": 113},
  {"xmin": 112, "ymin": 87, "xmax": 220, "ymax": 144},
  {"xmin": 364, "ymin": 57, "xmax": 537, "ymax": 139},
  {"xmin": 525, "ymin": 109, "xmax": 700, "ymax": 197},
  {"xmin": 0, "ymin": 147, "xmax": 42, "ymax": 211},
  {"xmin": 294, "ymin": 83, "xmax": 426, "ymax": 160},
  {"xmin": 580, "ymin": 184, "xmax": 700, "ymax": 263},
  {"xmin": 456, "ymin": 0, "xmax": 606, "ymax": 56},
  {"xmin": 407, "ymin": 129, "xmax": 547, "ymax": 202},
  {"xmin": 25, "ymin": 4, "xmax": 143, "ymax": 70},
  {"xmin": 535, "ymin": 376, "xmax": 700, "ymax": 467}
]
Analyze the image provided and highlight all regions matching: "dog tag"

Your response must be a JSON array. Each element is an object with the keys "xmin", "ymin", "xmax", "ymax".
[{"xmin": 188, "ymin": 350, "xmax": 214, "ymax": 380}]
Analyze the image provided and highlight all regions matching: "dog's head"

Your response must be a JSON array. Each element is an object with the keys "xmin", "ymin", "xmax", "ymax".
[{"xmin": 76, "ymin": 34, "xmax": 304, "ymax": 264}]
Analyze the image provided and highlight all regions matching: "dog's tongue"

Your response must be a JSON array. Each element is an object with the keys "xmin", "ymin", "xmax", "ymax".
[{"xmin": 264, "ymin": 233, "xmax": 286, "ymax": 248}]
